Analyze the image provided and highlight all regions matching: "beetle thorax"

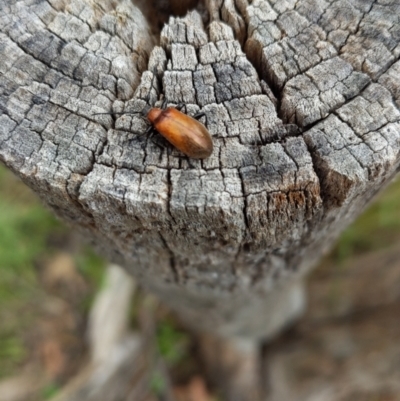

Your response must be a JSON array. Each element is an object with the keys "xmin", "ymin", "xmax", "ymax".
[{"xmin": 147, "ymin": 107, "xmax": 163, "ymax": 124}]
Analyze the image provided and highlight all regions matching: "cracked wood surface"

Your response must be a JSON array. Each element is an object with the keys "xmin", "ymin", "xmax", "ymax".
[{"xmin": 1, "ymin": 0, "xmax": 400, "ymax": 339}]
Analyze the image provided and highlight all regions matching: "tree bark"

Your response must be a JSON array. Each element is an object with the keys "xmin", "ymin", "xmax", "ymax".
[{"xmin": 1, "ymin": 0, "xmax": 400, "ymax": 397}]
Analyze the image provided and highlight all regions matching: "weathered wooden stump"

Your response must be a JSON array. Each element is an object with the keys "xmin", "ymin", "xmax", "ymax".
[{"xmin": 1, "ymin": 0, "xmax": 400, "ymax": 399}]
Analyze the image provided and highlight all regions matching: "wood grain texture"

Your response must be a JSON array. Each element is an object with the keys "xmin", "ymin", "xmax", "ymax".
[{"xmin": 1, "ymin": 0, "xmax": 400, "ymax": 339}]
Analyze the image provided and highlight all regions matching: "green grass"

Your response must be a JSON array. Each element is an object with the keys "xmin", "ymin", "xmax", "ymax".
[
  {"xmin": 156, "ymin": 320, "xmax": 190, "ymax": 366},
  {"xmin": 332, "ymin": 178, "xmax": 400, "ymax": 263},
  {"xmin": 75, "ymin": 247, "xmax": 106, "ymax": 312},
  {"xmin": 0, "ymin": 200, "xmax": 61, "ymax": 300},
  {"xmin": 0, "ymin": 164, "xmax": 105, "ymax": 379},
  {"xmin": 0, "ymin": 166, "xmax": 64, "ymax": 377},
  {"xmin": 41, "ymin": 382, "xmax": 61, "ymax": 400},
  {"xmin": 150, "ymin": 370, "xmax": 167, "ymax": 396}
]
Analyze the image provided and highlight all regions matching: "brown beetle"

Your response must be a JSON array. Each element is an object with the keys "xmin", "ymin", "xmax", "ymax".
[
  {"xmin": 95, "ymin": 103, "xmax": 213, "ymax": 159},
  {"xmin": 146, "ymin": 106, "xmax": 213, "ymax": 159}
]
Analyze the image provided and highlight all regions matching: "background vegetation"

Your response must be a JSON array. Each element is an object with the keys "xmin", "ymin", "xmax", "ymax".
[{"xmin": 0, "ymin": 163, "xmax": 400, "ymax": 399}]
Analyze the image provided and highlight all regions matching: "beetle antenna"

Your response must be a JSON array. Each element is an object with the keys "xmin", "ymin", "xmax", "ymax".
[
  {"xmin": 93, "ymin": 104, "xmax": 152, "ymax": 118},
  {"xmin": 192, "ymin": 111, "xmax": 205, "ymax": 120},
  {"xmin": 93, "ymin": 111, "xmax": 131, "ymax": 116},
  {"xmin": 161, "ymin": 97, "xmax": 168, "ymax": 110}
]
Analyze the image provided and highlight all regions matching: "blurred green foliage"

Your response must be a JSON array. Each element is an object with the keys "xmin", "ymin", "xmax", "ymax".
[
  {"xmin": 0, "ymin": 166, "xmax": 63, "ymax": 377},
  {"xmin": 156, "ymin": 320, "xmax": 190, "ymax": 366},
  {"xmin": 332, "ymin": 178, "xmax": 400, "ymax": 263},
  {"xmin": 0, "ymin": 167, "xmax": 62, "ymax": 299},
  {"xmin": 41, "ymin": 382, "xmax": 61, "ymax": 400},
  {"xmin": 150, "ymin": 370, "xmax": 167, "ymax": 396},
  {"xmin": 75, "ymin": 247, "xmax": 106, "ymax": 312},
  {"xmin": 0, "ymin": 164, "xmax": 105, "ymax": 379}
]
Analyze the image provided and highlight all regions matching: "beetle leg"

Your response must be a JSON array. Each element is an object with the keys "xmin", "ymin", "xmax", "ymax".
[
  {"xmin": 131, "ymin": 125, "xmax": 152, "ymax": 139},
  {"xmin": 186, "ymin": 156, "xmax": 195, "ymax": 169},
  {"xmin": 136, "ymin": 124, "xmax": 153, "ymax": 138},
  {"xmin": 150, "ymin": 135, "xmax": 166, "ymax": 151},
  {"xmin": 175, "ymin": 103, "xmax": 185, "ymax": 111}
]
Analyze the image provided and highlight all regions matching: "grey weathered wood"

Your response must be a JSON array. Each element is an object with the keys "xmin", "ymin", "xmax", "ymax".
[{"xmin": 1, "ymin": 0, "xmax": 400, "ymax": 343}]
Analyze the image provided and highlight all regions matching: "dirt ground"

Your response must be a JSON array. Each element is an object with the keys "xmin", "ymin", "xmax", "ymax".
[{"xmin": 265, "ymin": 245, "xmax": 400, "ymax": 401}]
